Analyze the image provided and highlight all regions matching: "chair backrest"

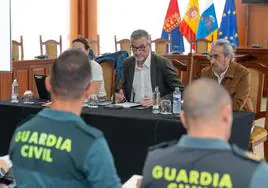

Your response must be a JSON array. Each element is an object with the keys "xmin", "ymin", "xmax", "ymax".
[
  {"xmin": 241, "ymin": 62, "xmax": 268, "ymax": 158},
  {"xmin": 88, "ymin": 34, "xmax": 100, "ymax": 56},
  {"xmin": 151, "ymin": 37, "xmax": 171, "ymax": 56},
  {"xmin": 40, "ymin": 35, "xmax": 62, "ymax": 59},
  {"xmin": 249, "ymin": 68, "xmax": 262, "ymax": 113},
  {"xmin": 191, "ymin": 38, "xmax": 213, "ymax": 54},
  {"xmin": 12, "ymin": 36, "xmax": 24, "ymax": 61},
  {"xmin": 240, "ymin": 62, "xmax": 268, "ymax": 115},
  {"xmin": 114, "ymin": 35, "xmax": 131, "ymax": 55},
  {"xmin": 170, "ymin": 59, "xmax": 188, "ymax": 85},
  {"xmin": 100, "ymin": 60, "xmax": 115, "ymax": 100}
]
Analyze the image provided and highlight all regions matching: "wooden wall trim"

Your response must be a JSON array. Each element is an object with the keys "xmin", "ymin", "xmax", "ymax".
[
  {"xmin": 235, "ymin": 0, "xmax": 248, "ymax": 47},
  {"xmin": 70, "ymin": 0, "xmax": 97, "ymax": 45},
  {"xmin": 70, "ymin": 0, "xmax": 79, "ymax": 44},
  {"xmin": 236, "ymin": 1, "xmax": 268, "ymax": 48},
  {"xmin": 0, "ymin": 72, "xmax": 12, "ymax": 100}
]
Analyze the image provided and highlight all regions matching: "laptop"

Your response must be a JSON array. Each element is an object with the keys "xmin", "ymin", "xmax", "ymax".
[{"xmin": 34, "ymin": 75, "xmax": 50, "ymax": 102}]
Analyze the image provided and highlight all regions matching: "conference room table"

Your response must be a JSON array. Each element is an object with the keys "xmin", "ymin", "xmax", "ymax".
[{"xmin": 0, "ymin": 101, "xmax": 255, "ymax": 182}]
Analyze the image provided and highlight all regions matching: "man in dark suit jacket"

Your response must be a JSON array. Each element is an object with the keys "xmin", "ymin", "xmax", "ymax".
[{"xmin": 116, "ymin": 29, "xmax": 183, "ymax": 106}]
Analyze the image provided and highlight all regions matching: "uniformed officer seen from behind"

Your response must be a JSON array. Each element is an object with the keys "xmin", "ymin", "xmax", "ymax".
[
  {"xmin": 9, "ymin": 49, "xmax": 121, "ymax": 188},
  {"xmin": 141, "ymin": 78, "xmax": 268, "ymax": 188}
]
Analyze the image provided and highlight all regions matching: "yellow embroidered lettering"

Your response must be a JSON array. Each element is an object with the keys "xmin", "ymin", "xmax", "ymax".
[
  {"xmin": 189, "ymin": 170, "xmax": 199, "ymax": 185},
  {"xmin": 218, "ymin": 173, "xmax": 232, "ymax": 188},
  {"xmin": 152, "ymin": 165, "xmax": 163, "ymax": 179},
  {"xmin": 200, "ymin": 171, "xmax": 212, "ymax": 186},
  {"xmin": 21, "ymin": 145, "xmax": 28, "ymax": 157},
  {"xmin": 46, "ymin": 134, "xmax": 57, "ymax": 147},
  {"xmin": 55, "ymin": 136, "xmax": 63, "ymax": 149},
  {"xmin": 60, "ymin": 139, "xmax": 72, "ymax": 152},
  {"xmin": 15, "ymin": 131, "xmax": 21, "ymax": 142},
  {"xmin": 176, "ymin": 169, "xmax": 188, "ymax": 183},
  {"xmin": 38, "ymin": 133, "xmax": 47, "ymax": 145},
  {"xmin": 33, "ymin": 146, "xmax": 43, "ymax": 159},
  {"xmin": 21, "ymin": 131, "xmax": 30, "ymax": 142},
  {"xmin": 164, "ymin": 167, "xmax": 177, "ymax": 181},
  {"xmin": 167, "ymin": 183, "xmax": 177, "ymax": 188},
  {"xmin": 28, "ymin": 132, "xmax": 39, "ymax": 144}
]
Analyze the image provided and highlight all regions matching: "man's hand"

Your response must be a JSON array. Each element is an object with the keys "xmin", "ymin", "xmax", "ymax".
[
  {"xmin": 115, "ymin": 89, "xmax": 125, "ymax": 103},
  {"xmin": 141, "ymin": 96, "xmax": 153, "ymax": 107}
]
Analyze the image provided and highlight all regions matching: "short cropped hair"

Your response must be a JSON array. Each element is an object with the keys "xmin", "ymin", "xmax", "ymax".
[
  {"xmin": 182, "ymin": 78, "xmax": 232, "ymax": 120},
  {"xmin": 211, "ymin": 39, "xmax": 236, "ymax": 62},
  {"xmin": 50, "ymin": 49, "xmax": 91, "ymax": 99},
  {"xmin": 72, "ymin": 36, "xmax": 90, "ymax": 50},
  {"xmin": 130, "ymin": 29, "xmax": 150, "ymax": 41}
]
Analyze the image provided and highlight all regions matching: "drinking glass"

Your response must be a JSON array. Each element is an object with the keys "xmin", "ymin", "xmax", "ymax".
[
  {"xmin": 160, "ymin": 99, "xmax": 172, "ymax": 114},
  {"xmin": 88, "ymin": 94, "xmax": 99, "ymax": 108},
  {"xmin": 23, "ymin": 90, "xmax": 34, "ymax": 104}
]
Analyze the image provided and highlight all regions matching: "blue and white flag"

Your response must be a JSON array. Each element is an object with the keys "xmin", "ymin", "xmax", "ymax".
[{"xmin": 196, "ymin": 0, "xmax": 218, "ymax": 40}]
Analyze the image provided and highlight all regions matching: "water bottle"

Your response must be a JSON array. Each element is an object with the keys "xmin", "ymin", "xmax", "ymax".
[
  {"xmin": 173, "ymin": 87, "xmax": 181, "ymax": 114},
  {"xmin": 11, "ymin": 79, "xmax": 19, "ymax": 103},
  {"xmin": 152, "ymin": 86, "xmax": 160, "ymax": 114}
]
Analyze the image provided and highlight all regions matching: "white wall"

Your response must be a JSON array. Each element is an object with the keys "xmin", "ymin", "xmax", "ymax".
[
  {"xmin": 11, "ymin": 0, "xmax": 227, "ymax": 58},
  {"xmin": 11, "ymin": 0, "xmax": 70, "ymax": 60},
  {"xmin": 98, "ymin": 0, "xmax": 226, "ymax": 54},
  {"xmin": 0, "ymin": 0, "xmax": 11, "ymax": 71}
]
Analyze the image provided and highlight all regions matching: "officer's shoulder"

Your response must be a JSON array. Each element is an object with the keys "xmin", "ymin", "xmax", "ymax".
[
  {"xmin": 75, "ymin": 122, "xmax": 103, "ymax": 139},
  {"xmin": 148, "ymin": 140, "xmax": 178, "ymax": 153},
  {"xmin": 231, "ymin": 145, "xmax": 262, "ymax": 163},
  {"xmin": 16, "ymin": 114, "xmax": 36, "ymax": 129}
]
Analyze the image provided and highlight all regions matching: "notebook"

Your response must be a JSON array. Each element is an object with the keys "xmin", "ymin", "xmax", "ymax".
[{"xmin": 34, "ymin": 75, "xmax": 50, "ymax": 101}]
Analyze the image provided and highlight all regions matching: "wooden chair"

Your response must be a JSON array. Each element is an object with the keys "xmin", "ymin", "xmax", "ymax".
[
  {"xmin": 190, "ymin": 35, "xmax": 213, "ymax": 54},
  {"xmin": 114, "ymin": 35, "xmax": 131, "ymax": 55},
  {"xmin": 100, "ymin": 60, "xmax": 115, "ymax": 100},
  {"xmin": 170, "ymin": 59, "xmax": 188, "ymax": 85},
  {"xmin": 88, "ymin": 35, "xmax": 100, "ymax": 56},
  {"xmin": 12, "ymin": 36, "xmax": 24, "ymax": 61},
  {"xmin": 240, "ymin": 62, "xmax": 268, "ymax": 159},
  {"xmin": 151, "ymin": 37, "xmax": 171, "ymax": 56},
  {"xmin": 40, "ymin": 35, "xmax": 62, "ymax": 59}
]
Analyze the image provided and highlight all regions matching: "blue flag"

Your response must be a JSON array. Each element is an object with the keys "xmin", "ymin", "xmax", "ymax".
[
  {"xmin": 196, "ymin": 0, "xmax": 218, "ymax": 40},
  {"xmin": 218, "ymin": 0, "xmax": 239, "ymax": 46},
  {"xmin": 161, "ymin": 0, "xmax": 184, "ymax": 53}
]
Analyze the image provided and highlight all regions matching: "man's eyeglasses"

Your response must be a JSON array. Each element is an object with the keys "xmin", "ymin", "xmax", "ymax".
[
  {"xmin": 131, "ymin": 44, "xmax": 150, "ymax": 52},
  {"xmin": 207, "ymin": 54, "xmax": 220, "ymax": 61}
]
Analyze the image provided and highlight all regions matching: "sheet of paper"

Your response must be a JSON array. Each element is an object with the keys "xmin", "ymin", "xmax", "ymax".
[
  {"xmin": 123, "ymin": 175, "xmax": 143, "ymax": 188},
  {"xmin": 115, "ymin": 102, "xmax": 141, "ymax": 108},
  {"xmin": 0, "ymin": 155, "xmax": 12, "ymax": 167}
]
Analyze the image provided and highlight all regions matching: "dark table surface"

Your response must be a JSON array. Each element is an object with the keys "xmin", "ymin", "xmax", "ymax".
[{"xmin": 0, "ymin": 101, "xmax": 255, "ymax": 182}]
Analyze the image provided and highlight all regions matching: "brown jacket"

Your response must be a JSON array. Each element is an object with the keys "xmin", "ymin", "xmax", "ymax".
[{"xmin": 201, "ymin": 62, "xmax": 253, "ymax": 112}]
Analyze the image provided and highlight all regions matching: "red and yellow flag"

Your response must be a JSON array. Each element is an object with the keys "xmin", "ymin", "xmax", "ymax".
[{"xmin": 179, "ymin": 0, "xmax": 200, "ymax": 48}]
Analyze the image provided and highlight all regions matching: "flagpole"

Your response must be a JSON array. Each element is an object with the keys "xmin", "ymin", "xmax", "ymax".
[
  {"xmin": 190, "ymin": 33, "xmax": 193, "ymax": 54},
  {"xmin": 189, "ymin": 33, "xmax": 194, "ymax": 83}
]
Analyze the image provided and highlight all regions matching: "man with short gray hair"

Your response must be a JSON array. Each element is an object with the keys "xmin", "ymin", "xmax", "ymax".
[
  {"xmin": 141, "ymin": 78, "xmax": 268, "ymax": 188},
  {"xmin": 116, "ymin": 29, "xmax": 184, "ymax": 106},
  {"xmin": 202, "ymin": 39, "xmax": 253, "ymax": 112}
]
